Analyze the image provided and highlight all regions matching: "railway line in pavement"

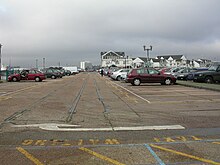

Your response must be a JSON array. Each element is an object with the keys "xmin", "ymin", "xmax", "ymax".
[{"xmin": 0, "ymin": 72, "xmax": 219, "ymax": 165}]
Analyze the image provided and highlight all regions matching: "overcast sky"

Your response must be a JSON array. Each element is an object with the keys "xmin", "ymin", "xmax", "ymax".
[{"xmin": 1, "ymin": 0, "xmax": 220, "ymax": 67}]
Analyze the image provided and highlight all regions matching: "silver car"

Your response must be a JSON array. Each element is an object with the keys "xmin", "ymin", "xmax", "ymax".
[{"xmin": 110, "ymin": 69, "xmax": 130, "ymax": 81}]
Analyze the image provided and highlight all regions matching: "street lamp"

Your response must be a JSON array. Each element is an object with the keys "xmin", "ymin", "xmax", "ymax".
[
  {"xmin": 143, "ymin": 45, "xmax": 152, "ymax": 67},
  {"xmin": 0, "ymin": 44, "xmax": 2, "ymax": 80},
  {"xmin": 43, "ymin": 58, "xmax": 46, "ymax": 69},
  {"xmin": 36, "ymin": 59, "xmax": 38, "ymax": 69}
]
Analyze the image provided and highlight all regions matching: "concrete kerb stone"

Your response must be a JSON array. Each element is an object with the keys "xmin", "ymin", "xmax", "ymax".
[{"xmin": 176, "ymin": 80, "xmax": 220, "ymax": 92}]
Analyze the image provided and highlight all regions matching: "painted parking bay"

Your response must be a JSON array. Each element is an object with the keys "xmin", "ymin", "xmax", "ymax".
[
  {"xmin": 8, "ymin": 137, "xmax": 220, "ymax": 165},
  {"xmin": 2, "ymin": 136, "xmax": 219, "ymax": 165}
]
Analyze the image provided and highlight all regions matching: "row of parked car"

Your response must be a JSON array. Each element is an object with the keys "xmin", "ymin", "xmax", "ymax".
[
  {"xmin": 105, "ymin": 67, "xmax": 176, "ymax": 85},
  {"xmin": 105, "ymin": 64, "xmax": 220, "ymax": 85},
  {"xmin": 7, "ymin": 67, "xmax": 74, "ymax": 82},
  {"xmin": 160, "ymin": 65, "xmax": 220, "ymax": 83}
]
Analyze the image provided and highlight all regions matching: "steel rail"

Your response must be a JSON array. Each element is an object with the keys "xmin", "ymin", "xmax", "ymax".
[
  {"xmin": 0, "ymin": 78, "xmax": 77, "ymax": 128},
  {"xmin": 66, "ymin": 76, "xmax": 88, "ymax": 123},
  {"xmin": 93, "ymin": 78, "xmax": 109, "ymax": 113},
  {"xmin": 93, "ymin": 78, "xmax": 114, "ymax": 129}
]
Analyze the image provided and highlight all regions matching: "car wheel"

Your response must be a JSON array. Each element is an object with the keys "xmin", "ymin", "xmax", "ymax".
[
  {"xmin": 51, "ymin": 75, "xmax": 56, "ymax": 79},
  {"xmin": 35, "ymin": 77, "xmax": 41, "ymax": 82},
  {"xmin": 133, "ymin": 78, "xmax": 141, "ymax": 86},
  {"xmin": 12, "ymin": 77, "xmax": 18, "ymax": 82},
  {"xmin": 164, "ymin": 78, "xmax": 172, "ymax": 85},
  {"xmin": 116, "ymin": 76, "xmax": 121, "ymax": 81},
  {"xmin": 205, "ymin": 76, "xmax": 213, "ymax": 83}
]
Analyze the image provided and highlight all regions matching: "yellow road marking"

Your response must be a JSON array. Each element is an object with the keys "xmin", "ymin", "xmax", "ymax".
[
  {"xmin": 16, "ymin": 147, "xmax": 44, "ymax": 165},
  {"xmin": 105, "ymin": 139, "xmax": 120, "ymax": 145},
  {"xmin": 213, "ymin": 142, "xmax": 220, "ymax": 145},
  {"xmin": 191, "ymin": 136, "xmax": 202, "ymax": 141},
  {"xmin": 79, "ymin": 147, "xmax": 125, "ymax": 165},
  {"xmin": 164, "ymin": 137, "xmax": 176, "ymax": 142},
  {"xmin": 150, "ymin": 144, "xmax": 220, "ymax": 165},
  {"xmin": 0, "ymin": 96, "xmax": 11, "ymax": 101}
]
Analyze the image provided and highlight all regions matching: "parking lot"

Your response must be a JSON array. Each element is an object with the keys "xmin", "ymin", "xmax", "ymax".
[{"xmin": 0, "ymin": 72, "xmax": 220, "ymax": 165}]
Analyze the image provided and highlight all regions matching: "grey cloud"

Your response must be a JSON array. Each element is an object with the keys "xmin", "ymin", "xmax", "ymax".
[{"xmin": 1, "ymin": 0, "xmax": 220, "ymax": 67}]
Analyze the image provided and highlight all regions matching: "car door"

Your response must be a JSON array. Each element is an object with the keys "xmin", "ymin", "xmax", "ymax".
[
  {"xmin": 27, "ymin": 70, "xmax": 36, "ymax": 80},
  {"xmin": 147, "ymin": 68, "xmax": 163, "ymax": 83},
  {"xmin": 214, "ymin": 66, "xmax": 220, "ymax": 81},
  {"xmin": 136, "ymin": 68, "xmax": 149, "ymax": 83},
  {"xmin": 46, "ymin": 69, "xmax": 53, "ymax": 78}
]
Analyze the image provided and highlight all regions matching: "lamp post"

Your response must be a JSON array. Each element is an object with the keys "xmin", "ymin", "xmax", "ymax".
[
  {"xmin": 36, "ymin": 59, "xmax": 38, "ymax": 69},
  {"xmin": 143, "ymin": 45, "xmax": 152, "ymax": 67},
  {"xmin": 43, "ymin": 58, "xmax": 45, "ymax": 69},
  {"xmin": 0, "ymin": 44, "xmax": 2, "ymax": 80}
]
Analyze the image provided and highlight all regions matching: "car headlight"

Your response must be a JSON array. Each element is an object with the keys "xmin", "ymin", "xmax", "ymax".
[{"xmin": 199, "ymin": 74, "xmax": 203, "ymax": 77}]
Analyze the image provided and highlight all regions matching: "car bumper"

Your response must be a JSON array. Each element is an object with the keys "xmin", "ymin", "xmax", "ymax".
[
  {"xmin": 126, "ymin": 78, "xmax": 133, "ymax": 83},
  {"xmin": 193, "ymin": 76, "xmax": 204, "ymax": 82},
  {"xmin": 110, "ymin": 75, "xmax": 117, "ymax": 80},
  {"xmin": 177, "ymin": 76, "xmax": 187, "ymax": 80}
]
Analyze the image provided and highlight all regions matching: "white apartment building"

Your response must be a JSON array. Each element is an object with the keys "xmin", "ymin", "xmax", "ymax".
[
  {"xmin": 80, "ymin": 61, "xmax": 92, "ymax": 70},
  {"xmin": 100, "ymin": 50, "xmax": 132, "ymax": 68}
]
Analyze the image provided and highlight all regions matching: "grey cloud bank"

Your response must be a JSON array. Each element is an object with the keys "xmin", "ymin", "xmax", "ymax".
[{"xmin": 1, "ymin": 0, "xmax": 220, "ymax": 67}]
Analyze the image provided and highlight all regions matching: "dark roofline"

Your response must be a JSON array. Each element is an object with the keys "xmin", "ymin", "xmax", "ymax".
[
  {"xmin": 157, "ymin": 55, "xmax": 184, "ymax": 60},
  {"xmin": 101, "ymin": 51, "xmax": 125, "ymax": 57}
]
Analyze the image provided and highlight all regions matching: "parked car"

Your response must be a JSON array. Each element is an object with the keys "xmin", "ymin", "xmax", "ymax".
[
  {"xmin": 49, "ymin": 67, "xmax": 66, "ymax": 76},
  {"xmin": 158, "ymin": 67, "xmax": 171, "ymax": 74},
  {"xmin": 173, "ymin": 67, "xmax": 193, "ymax": 80},
  {"xmin": 107, "ymin": 67, "xmax": 119, "ymax": 77},
  {"xmin": 41, "ymin": 68, "xmax": 62, "ymax": 79},
  {"xmin": 8, "ymin": 69, "xmax": 46, "ymax": 82},
  {"xmin": 127, "ymin": 67, "xmax": 176, "ymax": 86},
  {"xmin": 110, "ymin": 69, "xmax": 130, "ymax": 81},
  {"xmin": 63, "ymin": 66, "xmax": 79, "ymax": 75},
  {"xmin": 120, "ymin": 73, "xmax": 128, "ymax": 81},
  {"xmin": 193, "ymin": 65, "xmax": 220, "ymax": 83},
  {"xmin": 64, "ymin": 70, "xmax": 71, "ymax": 76},
  {"xmin": 186, "ymin": 68, "xmax": 208, "ymax": 80},
  {"xmin": 163, "ymin": 67, "xmax": 185, "ymax": 75}
]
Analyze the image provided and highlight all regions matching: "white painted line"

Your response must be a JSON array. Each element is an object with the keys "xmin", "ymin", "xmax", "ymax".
[
  {"xmin": 113, "ymin": 125, "xmax": 185, "ymax": 131},
  {"xmin": 12, "ymin": 123, "xmax": 185, "ymax": 131},
  {"xmin": 12, "ymin": 123, "xmax": 80, "ymax": 128},
  {"xmin": 110, "ymin": 80, "xmax": 151, "ymax": 104},
  {"xmin": 0, "ymin": 85, "xmax": 39, "ymax": 97}
]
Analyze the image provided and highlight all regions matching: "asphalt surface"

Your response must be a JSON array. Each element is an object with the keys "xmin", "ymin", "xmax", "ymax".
[{"xmin": 0, "ymin": 73, "xmax": 220, "ymax": 165}]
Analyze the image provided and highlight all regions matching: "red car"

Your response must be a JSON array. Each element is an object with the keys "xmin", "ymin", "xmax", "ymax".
[
  {"xmin": 8, "ymin": 69, "xmax": 46, "ymax": 82},
  {"xmin": 127, "ymin": 67, "xmax": 176, "ymax": 86}
]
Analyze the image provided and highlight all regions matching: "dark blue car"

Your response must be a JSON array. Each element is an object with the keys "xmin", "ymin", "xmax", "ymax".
[
  {"xmin": 193, "ymin": 65, "xmax": 220, "ymax": 83},
  {"xmin": 187, "ymin": 68, "xmax": 208, "ymax": 80}
]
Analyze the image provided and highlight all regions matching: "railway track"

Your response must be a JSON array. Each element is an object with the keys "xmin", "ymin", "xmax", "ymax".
[{"xmin": 0, "ymin": 77, "xmax": 78, "ymax": 128}]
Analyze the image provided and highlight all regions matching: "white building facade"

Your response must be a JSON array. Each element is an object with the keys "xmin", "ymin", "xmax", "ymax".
[
  {"xmin": 156, "ymin": 55, "xmax": 188, "ymax": 67},
  {"xmin": 101, "ymin": 50, "xmax": 132, "ymax": 68},
  {"xmin": 80, "ymin": 61, "xmax": 92, "ymax": 70},
  {"xmin": 132, "ymin": 55, "xmax": 189, "ymax": 68}
]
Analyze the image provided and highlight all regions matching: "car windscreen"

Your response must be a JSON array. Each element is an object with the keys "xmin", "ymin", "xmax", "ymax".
[{"xmin": 208, "ymin": 65, "xmax": 218, "ymax": 71}]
